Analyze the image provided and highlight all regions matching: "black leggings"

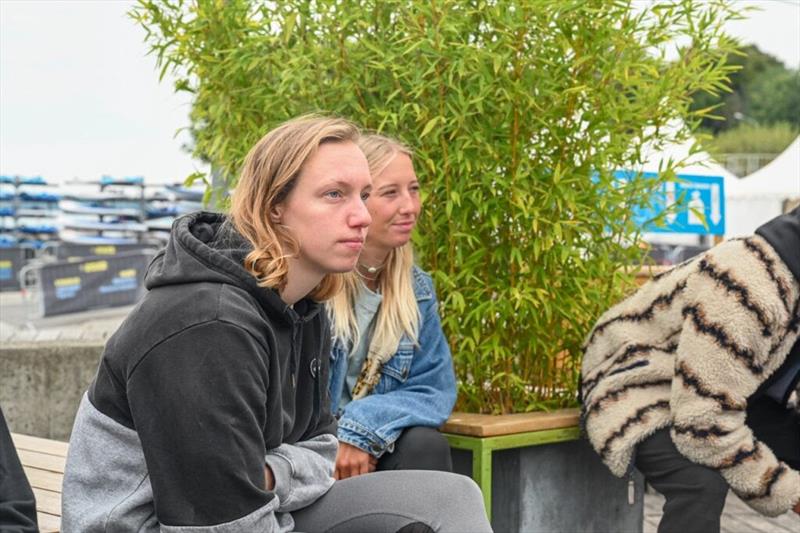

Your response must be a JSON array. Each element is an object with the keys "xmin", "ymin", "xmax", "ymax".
[
  {"xmin": 635, "ymin": 395, "xmax": 800, "ymax": 533},
  {"xmin": 747, "ymin": 394, "xmax": 800, "ymax": 470},
  {"xmin": 377, "ymin": 426, "xmax": 453, "ymax": 472}
]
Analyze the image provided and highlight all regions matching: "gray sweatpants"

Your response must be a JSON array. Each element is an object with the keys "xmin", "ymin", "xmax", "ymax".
[{"xmin": 291, "ymin": 470, "xmax": 493, "ymax": 533}]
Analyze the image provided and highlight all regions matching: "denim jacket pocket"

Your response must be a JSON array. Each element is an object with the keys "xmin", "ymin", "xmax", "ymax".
[{"xmin": 375, "ymin": 346, "xmax": 414, "ymax": 394}]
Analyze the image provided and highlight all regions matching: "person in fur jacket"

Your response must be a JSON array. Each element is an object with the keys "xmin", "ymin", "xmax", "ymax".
[{"xmin": 581, "ymin": 206, "xmax": 800, "ymax": 533}]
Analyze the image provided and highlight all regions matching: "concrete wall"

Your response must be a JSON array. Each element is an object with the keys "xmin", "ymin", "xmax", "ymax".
[
  {"xmin": 0, "ymin": 341, "xmax": 103, "ymax": 440},
  {"xmin": 452, "ymin": 438, "xmax": 644, "ymax": 533}
]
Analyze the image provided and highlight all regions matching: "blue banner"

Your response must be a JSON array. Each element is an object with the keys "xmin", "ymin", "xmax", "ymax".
[{"xmin": 615, "ymin": 170, "xmax": 726, "ymax": 235}]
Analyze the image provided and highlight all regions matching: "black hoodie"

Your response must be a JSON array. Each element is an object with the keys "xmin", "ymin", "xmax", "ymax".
[
  {"xmin": 756, "ymin": 206, "xmax": 800, "ymax": 406},
  {"xmin": 62, "ymin": 212, "xmax": 337, "ymax": 531}
]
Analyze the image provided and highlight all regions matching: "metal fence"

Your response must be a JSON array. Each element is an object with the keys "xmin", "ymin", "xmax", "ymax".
[
  {"xmin": 22, "ymin": 250, "xmax": 155, "ymax": 317},
  {"xmin": 43, "ymin": 241, "xmax": 160, "ymax": 261},
  {"xmin": 0, "ymin": 244, "xmax": 36, "ymax": 291},
  {"xmin": 718, "ymin": 153, "xmax": 779, "ymax": 177}
]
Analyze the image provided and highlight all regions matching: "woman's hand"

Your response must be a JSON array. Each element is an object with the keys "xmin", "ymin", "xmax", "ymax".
[
  {"xmin": 264, "ymin": 465, "xmax": 275, "ymax": 491},
  {"xmin": 335, "ymin": 441, "xmax": 377, "ymax": 480}
]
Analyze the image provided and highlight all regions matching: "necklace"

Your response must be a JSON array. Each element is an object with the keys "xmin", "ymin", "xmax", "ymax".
[
  {"xmin": 356, "ymin": 258, "xmax": 387, "ymax": 284},
  {"xmin": 357, "ymin": 257, "xmax": 387, "ymax": 275},
  {"xmin": 355, "ymin": 268, "xmax": 379, "ymax": 282}
]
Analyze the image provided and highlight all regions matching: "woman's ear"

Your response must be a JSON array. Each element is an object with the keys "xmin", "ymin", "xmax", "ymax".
[{"xmin": 270, "ymin": 205, "xmax": 283, "ymax": 223}]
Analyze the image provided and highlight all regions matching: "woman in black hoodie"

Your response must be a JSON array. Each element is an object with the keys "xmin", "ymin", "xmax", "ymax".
[{"xmin": 61, "ymin": 115, "xmax": 491, "ymax": 533}]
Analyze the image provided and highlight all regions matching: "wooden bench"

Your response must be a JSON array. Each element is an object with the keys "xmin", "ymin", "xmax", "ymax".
[
  {"xmin": 11, "ymin": 432, "xmax": 66, "ymax": 533},
  {"xmin": 442, "ymin": 408, "xmax": 581, "ymax": 520}
]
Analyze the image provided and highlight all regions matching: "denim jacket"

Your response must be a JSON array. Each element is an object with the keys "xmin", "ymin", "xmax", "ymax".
[{"xmin": 328, "ymin": 266, "xmax": 457, "ymax": 457}]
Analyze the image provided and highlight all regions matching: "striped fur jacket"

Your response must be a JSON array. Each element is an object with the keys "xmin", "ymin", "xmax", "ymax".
[{"xmin": 581, "ymin": 235, "xmax": 800, "ymax": 517}]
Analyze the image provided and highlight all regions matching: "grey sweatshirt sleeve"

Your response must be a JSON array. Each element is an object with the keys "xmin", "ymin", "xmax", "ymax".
[{"xmin": 264, "ymin": 433, "xmax": 337, "ymax": 512}]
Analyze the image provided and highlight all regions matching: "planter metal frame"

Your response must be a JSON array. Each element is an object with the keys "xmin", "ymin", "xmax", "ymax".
[{"xmin": 444, "ymin": 426, "xmax": 581, "ymax": 519}]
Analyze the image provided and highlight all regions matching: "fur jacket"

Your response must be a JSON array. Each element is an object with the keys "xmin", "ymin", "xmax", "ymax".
[{"xmin": 581, "ymin": 234, "xmax": 800, "ymax": 517}]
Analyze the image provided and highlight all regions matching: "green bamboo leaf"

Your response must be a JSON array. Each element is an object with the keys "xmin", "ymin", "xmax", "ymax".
[{"xmin": 419, "ymin": 116, "xmax": 439, "ymax": 139}]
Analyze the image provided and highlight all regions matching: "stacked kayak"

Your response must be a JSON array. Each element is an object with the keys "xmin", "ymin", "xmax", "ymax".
[{"xmin": 0, "ymin": 175, "xmax": 61, "ymax": 248}]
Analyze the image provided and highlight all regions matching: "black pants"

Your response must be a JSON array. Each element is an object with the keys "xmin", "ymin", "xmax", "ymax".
[
  {"xmin": 376, "ymin": 426, "xmax": 453, "ymax": 472},
  {"xmin": 0, "ymin": 407, "xmax": 38, "ymax": 532},
  {"xmin": 635, "ymin": 396, "xmax": 800, "ymax": 533}
]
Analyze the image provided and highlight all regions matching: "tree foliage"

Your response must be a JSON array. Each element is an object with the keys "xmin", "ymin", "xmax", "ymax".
[
  {"xmin": 132, "ymin": 0, "xmax": 740, "ymax": 414},
  {"xmin": 691, "ymin": 44, "xmax": 799, "ymax": 133},
  {"xmin": 748, "ymin": 69, "xmax": 800, "ymax": 129},
  {"xmin": 706, "ymin": 122, "xmax": 798, "ymax": 158}
]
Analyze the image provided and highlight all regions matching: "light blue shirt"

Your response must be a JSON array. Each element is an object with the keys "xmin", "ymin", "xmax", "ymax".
[{"xmin": 340, "ymin": 283, "xmax": 382, "ymax": 408}]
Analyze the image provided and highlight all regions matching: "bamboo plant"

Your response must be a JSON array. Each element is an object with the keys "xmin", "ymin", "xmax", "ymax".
[{"xmin": 132, "ymin": 0, "xmax": 742, "ymax": 413}]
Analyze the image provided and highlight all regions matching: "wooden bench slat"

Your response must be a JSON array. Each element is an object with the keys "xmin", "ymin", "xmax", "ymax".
[
  {"xmin": 442, "ymin": 408, "xmax": 580, "ymax": 437},
  {"xmin": 32, "ymin": 487, "xmax": 61, "ymax": 516},
  {"xmin": 12, "ymin": 434, "xmax": 67, "ymax": 532},
  {"xmin": 17, "ymin": 449, "xmax": 67, "ymax": 474},
  {"xmin": 37, "ymin": 511, "xmax": 61, "ymax": 533},
  {"xmin": 11, "ymin": 433, "xmax": 69, "ymax": 457},
  {"xmin": 23, "ymin": 465, "xmax": 64, "ymax": 492}
]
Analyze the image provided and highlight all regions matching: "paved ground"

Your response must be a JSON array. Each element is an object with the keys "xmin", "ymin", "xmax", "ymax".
[
  {"xmin": 0, "ymin": 290, "xmax": 132, "ymax": 342},
  {"xmin": 644, "ymin": 488, "xmax": 800, "ymax": 533},
  {"xmin": 2, "ymin": 291, "xmax": 799, "ymax": 532}
]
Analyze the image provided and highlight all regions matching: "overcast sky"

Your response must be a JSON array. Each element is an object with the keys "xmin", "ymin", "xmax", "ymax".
[{"xmin": 1, "ymin": 0, "xmax": 799, "ymax": 184}]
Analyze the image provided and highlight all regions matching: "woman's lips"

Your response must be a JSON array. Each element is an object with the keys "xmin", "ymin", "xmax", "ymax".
[
  {"xmin": 339, "ymin": 239, "xmax": 364, "ymax": 250},
  {"xmin": 392, "ymin": 221, "xmax": 415, "ymax": 231}
]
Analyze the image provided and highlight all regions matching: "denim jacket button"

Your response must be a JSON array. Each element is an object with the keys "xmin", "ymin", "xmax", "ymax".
[
  {"xmin": 370, "ymin": 444, "xmax": 381, "ymax": 454},
  {"xmin": 309, "ymin": 358, "xmax": 319, "ymax": 378}
]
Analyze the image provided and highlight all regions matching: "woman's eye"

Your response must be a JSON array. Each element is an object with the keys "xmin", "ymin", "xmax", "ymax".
[
  {"xmin": 325, "ymin": 190, "xmax": 343, "ymax": 199},
  {"xmin": 382, "ymin": 189, "xmax": 397, "ymax": 197},
  {"xmin": 409, "ymin": 186, "xmax": 420, "ymax": 193},
  {"xmin": 360, "ymin": 192, "xmax": 371, "ymax": 201}
]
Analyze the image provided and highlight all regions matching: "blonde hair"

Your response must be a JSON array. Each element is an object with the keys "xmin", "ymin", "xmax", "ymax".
[
  {"xmin": 230, "ymin": 114, "xmax": 360, "ymax": 301},
  {"xmin": 328, "ymin": 133, "xmax": 420, "ymax": 366}
]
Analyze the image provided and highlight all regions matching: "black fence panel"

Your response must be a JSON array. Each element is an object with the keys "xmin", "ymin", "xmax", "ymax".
[
  {"xmin": 51, "ymin": 242, "xmax": 160, "ymax": 261},
  {"xmin": 0, "ymin": 245, "xmax": 35, "ymax": 291},
  {"xmin": 38, "ymin": 251, "xmax": 154, "ymax": 316}
]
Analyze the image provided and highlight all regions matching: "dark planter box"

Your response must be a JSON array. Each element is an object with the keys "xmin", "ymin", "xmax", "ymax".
[{"xmin": 445, "ymin": 411, "xmax": 644, "ymax": 533}]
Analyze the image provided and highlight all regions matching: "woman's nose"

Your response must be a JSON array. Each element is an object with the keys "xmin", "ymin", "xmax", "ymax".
[
  {"xmin": 351, "ymin": 198, "xmax": 372, "ymax": 227},
  {"xmin": 399, "ymin": 192, "xmax": 418, "ymax": 215}
]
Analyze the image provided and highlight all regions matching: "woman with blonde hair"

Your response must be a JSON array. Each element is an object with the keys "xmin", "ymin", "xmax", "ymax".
[
  {"xmin": 62, "ymin": 116, "xmax": 490, "ymax": 533},
  {"xmin": 327, "ymin": 133, "xmax": 457, "ymax": 479}
]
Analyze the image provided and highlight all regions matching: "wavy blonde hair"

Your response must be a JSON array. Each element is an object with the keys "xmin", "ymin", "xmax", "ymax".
[
  {"xmin": 230, "ymin": 114, "xmax": 360, "ymax": 301},
  {"xmin": 328, "ymin": 134, "xmax": 420, "ymax": 370}
]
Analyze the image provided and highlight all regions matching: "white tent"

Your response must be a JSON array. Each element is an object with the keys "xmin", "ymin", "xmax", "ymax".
[{"xmin": 726, "ymin": 138, "xmax": 800, "ymax": 237}]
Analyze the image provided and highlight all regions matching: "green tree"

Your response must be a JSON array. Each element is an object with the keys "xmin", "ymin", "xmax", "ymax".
[
  {"xmin": 132, "ymin": 0, "xmax": 740, "ymax": 414},
  {"xmin": 749, "ymin": 68, "xmax": 800, "ymax": 129},
  {"xmin": 690, "ymin": 44, "xmax": 797, "ymax": 133}
]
